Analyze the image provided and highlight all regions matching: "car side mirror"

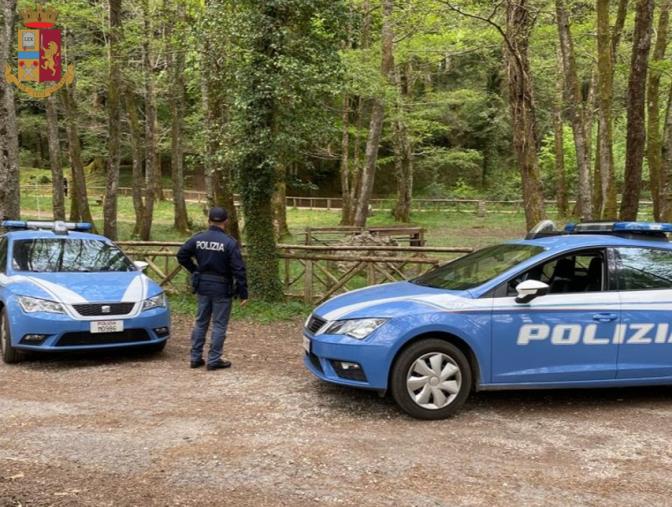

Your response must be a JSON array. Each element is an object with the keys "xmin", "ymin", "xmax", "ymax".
[
  {"xmin": 515, "ymin": 280, "xmax": 549, "ymax": 304},
  {"xmin": 133, "ymin": 261, "xmax": 149, "ymax": 272}
]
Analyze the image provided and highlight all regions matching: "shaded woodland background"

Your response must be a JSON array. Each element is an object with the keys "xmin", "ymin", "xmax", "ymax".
[{"xmin": 0, "ymin": 0, "xmax": 671, "ymax": 299}]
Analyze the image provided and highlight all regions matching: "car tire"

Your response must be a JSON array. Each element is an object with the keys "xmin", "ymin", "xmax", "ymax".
[
  {"xmin": 0, "ymin": 308, "xmax": 22, "ymax": 364},
  {"xmin": 390, "ymin": 339, "xmax": 471, "ymax": 420}
]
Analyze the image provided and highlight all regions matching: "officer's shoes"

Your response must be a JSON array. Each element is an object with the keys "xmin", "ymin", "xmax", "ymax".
[
  {"xmin": 190, "ymin": 358, "xmax": 205, "ymax": 369},
  {"xmin": 206, "ymin": 360, "xmax": 232, "ymax": 371}
]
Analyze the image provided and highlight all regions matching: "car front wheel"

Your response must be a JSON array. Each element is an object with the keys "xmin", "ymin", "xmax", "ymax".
[
  {"xmin": 391, "ymin": 339, "xmax": 471, "ymax": 420},
  {"xmin": 0, "ymin": 308, "xmax": 22, "ymax": 364}
]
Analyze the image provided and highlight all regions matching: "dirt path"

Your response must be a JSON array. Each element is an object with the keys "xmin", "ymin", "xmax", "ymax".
[{"xmin": 1, "ymin": 315, "xmax": 672, "ymax": 506}]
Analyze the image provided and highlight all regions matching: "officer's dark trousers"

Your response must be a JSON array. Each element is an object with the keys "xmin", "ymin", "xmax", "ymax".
[{"xmin": 191, "ymin": 294, "xmax": 233, "ymax": 365}]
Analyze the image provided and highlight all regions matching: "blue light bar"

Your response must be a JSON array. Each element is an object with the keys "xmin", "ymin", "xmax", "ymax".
[
  {"xmin": 564, "ymin": 221, "xmax": 672, "ymax": 234},
  {"xmin": 0, "ymin": 220, "xmax": 93, "ymax": 232}
]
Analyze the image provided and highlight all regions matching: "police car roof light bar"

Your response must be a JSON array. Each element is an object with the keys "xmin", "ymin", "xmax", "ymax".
[
  {"xmin": 564, "ymin": 221, "xmax": 672, "ymax": 238},
  {"xmin": 0, "ymin": 220, "xmax": 93, "ymax": 232}
]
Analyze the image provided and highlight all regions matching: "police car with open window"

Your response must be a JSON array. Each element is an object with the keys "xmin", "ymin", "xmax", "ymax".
[
  {"xmin": 0, "ymin": 221, "xmax": 170, "ymax": 363},
  {"xmin": 303, "ymin": 221, "xmax": 672, "ymax": 419}
]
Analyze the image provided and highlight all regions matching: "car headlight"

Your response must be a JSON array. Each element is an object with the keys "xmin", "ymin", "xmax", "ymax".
[
  {"xmin": 142, "ymin": 293, "xmax": 167, "ymax": 311},
  {"xmin": 323, "ymin": 318, "xmax": 387, "ymax": 340},
  {"xmin": 17, "ymin": 296, "xmax": 65, "ymax": 314}
]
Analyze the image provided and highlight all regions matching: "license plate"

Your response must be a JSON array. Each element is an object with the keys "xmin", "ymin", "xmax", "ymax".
[
  {"xmin": 90, "ymin": 320, "xmax": 124, "ymax": 334},
  {"xmin": 303, "ymin": 335, "xmax": 311, "ymax": 353}
]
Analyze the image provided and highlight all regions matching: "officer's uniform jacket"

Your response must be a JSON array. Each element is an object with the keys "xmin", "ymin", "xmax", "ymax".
[{"xmin": 176, "ymin": 226, "xmax": 248, "ymax": 299}]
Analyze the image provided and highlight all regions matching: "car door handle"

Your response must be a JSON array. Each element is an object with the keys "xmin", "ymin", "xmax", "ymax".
[{"xmin": 593, "ymin": 313, "xmax": 618, "ymax": 322}]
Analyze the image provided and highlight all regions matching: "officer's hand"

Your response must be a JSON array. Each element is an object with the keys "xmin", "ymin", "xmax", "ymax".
[{"xmin": 239, "ymin": 299, "xmax": 249, "ymax": 307}]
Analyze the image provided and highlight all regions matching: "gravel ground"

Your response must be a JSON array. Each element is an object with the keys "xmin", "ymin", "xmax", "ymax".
[{"xmin": 2, "ymin": 315, "xmax": 672, "ymax": 506}]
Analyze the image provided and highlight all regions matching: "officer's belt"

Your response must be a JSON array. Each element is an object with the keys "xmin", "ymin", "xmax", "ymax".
[{"xmin": 199, "ymin": 273, "xmax": 229, "ymax": 283}]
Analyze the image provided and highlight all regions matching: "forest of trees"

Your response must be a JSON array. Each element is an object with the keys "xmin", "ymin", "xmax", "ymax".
[{"xmin": 1, "ymin": 0, "xmax": 672, "ymax": 299}]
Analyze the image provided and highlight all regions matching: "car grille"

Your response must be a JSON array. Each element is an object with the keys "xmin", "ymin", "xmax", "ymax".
[
  {"xmin": 56, "ymin": 329, "xmax": 150, "ymax": 346},
  {"xmin": 73, "ymin": 303, "xmax": 135, "ymax": 317},
  {"xmin": 306, "ymin": 315, "xmax": 326, "ymax": 334}
]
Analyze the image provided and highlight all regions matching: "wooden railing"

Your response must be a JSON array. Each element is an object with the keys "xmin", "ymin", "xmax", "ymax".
[
  {"xmin": 117, "ymin": 241, "xmax": 473, "ymax": 304},
  {"xmin": 24, "ymin": 185, "xmax": 656, "ymax": 216}
]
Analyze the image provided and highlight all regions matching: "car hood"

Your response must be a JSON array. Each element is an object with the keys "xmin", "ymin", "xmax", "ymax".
[
  {"xmin": 313, "ymin": 281, "xmax": 481, "ymax": 321},
  {"xmin": 2, "ymin": 271, "xmax": 155, "ymax": 304}
]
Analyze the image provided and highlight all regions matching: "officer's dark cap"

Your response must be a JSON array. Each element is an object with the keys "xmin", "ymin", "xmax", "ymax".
[{"xmin": 208, "ymin": 207, "xmax": 228, "ymax": 222}]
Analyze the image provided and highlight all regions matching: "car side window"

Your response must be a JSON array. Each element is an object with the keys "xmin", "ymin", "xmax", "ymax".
[
  {"xmin": 0, "ymin": 238, "xmax": 7, "ymax": 274},
  {"xmin": 615, "ymin": 247, "xmax": 672, "ymax": 291},
  {"xmin": 506, "ymin": 250, "xmax": 605, "ymax": 296}
]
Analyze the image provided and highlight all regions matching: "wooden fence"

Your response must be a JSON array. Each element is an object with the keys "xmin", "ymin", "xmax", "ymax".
[
  {"xmin": 23, "ymin": 184, "xmax": 656, "ymax": 216},
  {"xmin": 117, "ymin": 241, "xmax": 473, "ymax": 304}
]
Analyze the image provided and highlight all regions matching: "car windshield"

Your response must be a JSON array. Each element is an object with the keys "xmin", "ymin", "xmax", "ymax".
[
  {"xmin": 412, "ymin": 243, "xmax": 544, "ymax": 291},
  {"xmin": 11, "ymin": 238, "xmax": 134, "ymax": 273}
]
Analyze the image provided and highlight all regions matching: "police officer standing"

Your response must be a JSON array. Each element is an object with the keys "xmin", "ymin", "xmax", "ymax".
[{"xmin": 177, "ymin": 207, "xmax": 248, "ymax": 370}]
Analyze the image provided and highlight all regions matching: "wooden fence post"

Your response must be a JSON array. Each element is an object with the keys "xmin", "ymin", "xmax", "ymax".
[{"xmin": 304, "ymin": 260, "xmax": 313, "ymax": 304}]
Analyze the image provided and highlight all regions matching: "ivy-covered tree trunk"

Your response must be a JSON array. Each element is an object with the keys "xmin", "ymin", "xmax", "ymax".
[
  {"xmin": 354, "ymin": 0, "xmax": 394, "ymax": 228},
  {"xmin": 662, "ymin": 82, "xmax": 672, "ymax": 221},
  {"xmin": 237, "ymin": 2, "xmax": 284, "ymax": 301},
  {"xmin": 272, "ymin": 164, "xmax": 290, "ymax": 238},
  {"xmin": 45, "ymin": 95, "xmax": 65, "ymax": 220},
  {"xmin": 168, "ymin": 0, "xmax": 189, "ymax": 233},
  {"xmin": 104, "ymin": 0, "xmax": 122, "ymax": 240},
  {"xmin": 505, "ymin": 0, "xmax": 545, "ymax": 230},
  {"xmin": 620, "ymin": 0, "xmax": 654, "ymax": 220},
  {"xmin": 646, "ymin": 0, "xmax": 671, "ymax": 221},
  {"xmin": 553, "ymin": 48, "xmax": 567, "ymax": 218},
  {"xmin": 0, "ymin": 0, "xmax": 20, "ymax": 220}
]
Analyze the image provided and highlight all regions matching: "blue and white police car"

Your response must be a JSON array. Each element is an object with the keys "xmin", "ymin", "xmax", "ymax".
[
  {"xmin": 304, "ymin": 221, "xmax": 672, "ymax": 419},
  {"xmin": 0, "ymin": 221, "xmax": 170, "ymax": 364}
]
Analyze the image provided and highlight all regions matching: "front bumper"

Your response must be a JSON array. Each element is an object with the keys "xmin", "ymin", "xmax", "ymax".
[
  {"xmin": 303, "ymin": 331, "xmax": 391, "ymax": 390},
  {"xmin": 8, "ymin": 302, "xmax": 171, "ymax": 352}
]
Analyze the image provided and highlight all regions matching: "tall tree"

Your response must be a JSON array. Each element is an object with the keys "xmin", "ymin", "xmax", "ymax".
[
  {"xmin": 60, "ymin": 84, "xmax": 96, "ymax": 229},
  {"xmin": 553, "ymin": 47, "xmax": 567, "ymax": 217},
  {"xmin": 620, "ymin": 0, "xmax": 655, "ymax": 220},
  {"xmin": 555, "ymin": 0, "xmax": 591, "ymax": 220},
  {"xmin": 168, "ymin": 0, "xmax": 189, "ymax": 233},
  {"xmin": 354, "ymin": 0, "xmax": 394, "ymax": 227},
  {"xmin": 104, "ymin": 0, "xmax": 123, "ymax": 239},
  {"xmin": 0, "ymin": 0, "xmax": 20, "ymax": 220},
  {"xmin": 139, "ymin": 0, "xmax": 158, "ymax": 240},
  {"xmin": 45, "ymin": 96, "xmax": 65, "ymax": 220},
  {"xmin": 646, "ymin": 0, "xmax": 671, "ymax": 220},
  {"xmin": 123, "ymin": 89, "xmax": 146, "ymax": 237},
  {"xmin": 504, "ymin": 0, "xmax": 545, "ymax": 229},
  {"xmin": 392, "ymin": 62, "xmax": 413, "ymax": 223}
]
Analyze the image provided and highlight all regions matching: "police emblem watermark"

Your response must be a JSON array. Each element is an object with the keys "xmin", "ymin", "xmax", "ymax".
[{"xmin": 3, "ymin": 5, "xmax": 74, "ymax": 99}]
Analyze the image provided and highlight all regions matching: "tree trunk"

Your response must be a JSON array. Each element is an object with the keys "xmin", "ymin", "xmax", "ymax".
[
  {"xmin": 354, "ymin": 0, "xmax": 395, "ymax": 228},
  {"xmin": 0, "ymin": 0, "xmax": 20, "ymax": 220},
  {"xmin": 103, "ymin": 0, "xmax": 122, "ymax": 239},
  {"xmin": 661, "ymin": 82, "xmax": 672, "ymax": 220},
  {"xmin": 45, "ymin": 95, "xmax": 65, "ymax": 220},
  {"xmin": 169, "ymin": 0, "xmax": 189, "ymax": 233},
  {"xmin": 139, "ymin": 0, "xmax": 157, "ymax": 240},
  {"xmin": 555, "ymin": 0, "xmax": 591, "ymax": 219},
  {"xmin": 123, "ymin": 89, "xmax": 145, "ymax": 237},
  {"xmin": 392, "ymin": 63, "xmax": 413, "ymax": 223},
  {"xmin": 596, "ymin": 0, "xmax": 618, "ymax": 219},
  {"xmin": 505, "ymin": 0, "xmax": 545, "ymax": 230},
  {"xmin": 60, "ymin": 85, "xmax": 96, "ymax": 229},
  {"xmin": 339, "ymin": 95, "xmax": 352, "ymax": 225},
  {"xmin": 237, "ymin": 2, "xmax": 284, "ymax": 301},
  {"xmin": 553, "ymin": 48, "xmax": 567, "ymax": 217},
  {"xmin": 621, "ymin": 0, "xmax": 654, "ymax": 220},
  {"xmin": 646, "ymin": 0, "xmax": 671, "ymax": 220},
  {"xmin": 272, "ymin": 164, "xmax": 290, "ymax": 238},
  {"xmin": 201, "ymin": 4, "xmax": 240, "ymax": 241}
]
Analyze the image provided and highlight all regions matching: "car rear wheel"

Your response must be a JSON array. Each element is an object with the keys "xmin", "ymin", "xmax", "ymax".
[
  {"xmin": 391, "ymin": 339, "xmax": 471, "ymax": 420},
  {"xmin": 0, "ymin": 308, "xmax": 22, "ymax": 364}
]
